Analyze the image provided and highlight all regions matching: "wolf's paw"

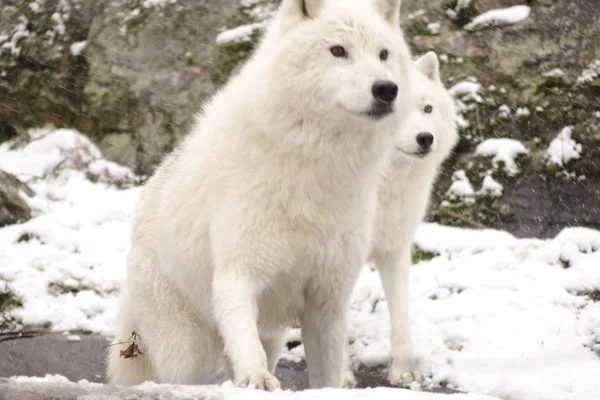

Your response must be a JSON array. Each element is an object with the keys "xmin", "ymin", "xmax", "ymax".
[
  {"xmin": 388, "ymin": 358, "xmax": 424, "ymax": 388},
  {"xmin": 342, "ymin": 368, "xmax": 357, "ymax": 388},
  {"xmin": 389, "ymin": 370, "xmax": 424, "ymax": 387},
  {"xmin": 236, "ymin": 370, "xmax": 280, "ymax": 391}
]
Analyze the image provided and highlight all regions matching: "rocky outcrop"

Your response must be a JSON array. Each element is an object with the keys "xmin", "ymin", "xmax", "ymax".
[
  {"xmin": 0, "ymin": 170, "xmax": 34, "ymax": 227},
  {"xmin": 0, "ymin": 0, "xmax": 241, "ymax": 174},
  {"xmin": 0, "ymin": 0, "xmax": 92, "ymax": 139},
  {"xmin": 400, "ymin": 0, "xmax": 600, "ymax": 237}
]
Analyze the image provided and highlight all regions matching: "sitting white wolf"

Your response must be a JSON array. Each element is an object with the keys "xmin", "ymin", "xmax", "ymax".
[
  {"xmin": 107, "ymin": 0, "xmax": 414, "ymax": 390},
  {"xmin": 344, "ymin": 51, "xmax": 459, "ymax": 388}
]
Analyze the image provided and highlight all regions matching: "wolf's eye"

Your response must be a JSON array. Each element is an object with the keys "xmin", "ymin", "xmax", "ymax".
[
  {"xmin": 379, "ymin": 49, "xmax": 388, "ymax": 61},
  {"xmin": 330, "ymin": 45, "xmax": 347, "ymax": 58},
  {"xmin": 424, "ymin": 105, "xmax": 433, "ymax": 113}
]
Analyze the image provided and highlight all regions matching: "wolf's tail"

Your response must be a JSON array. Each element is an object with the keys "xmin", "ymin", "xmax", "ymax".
[{"xmin": 106, "ymin": 292, "xmax": 155, "ymax": 385}]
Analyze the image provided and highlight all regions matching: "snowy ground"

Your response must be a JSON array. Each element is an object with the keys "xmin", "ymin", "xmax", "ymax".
[
  {"xmin": 0, "ymin": 375, "xmax": 497, "ymax": 400},
  {"xmin": 1, "ymin": 128, "xmax": 600, "ymax": 399}
]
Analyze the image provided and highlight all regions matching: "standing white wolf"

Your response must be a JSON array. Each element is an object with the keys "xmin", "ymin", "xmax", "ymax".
[
  {"xmin": 107, "ymin": 0, "xmax": 414, "ymax": 390},
  {"xmin": 344, "ymin": 52, "xmax": 459, "ymax": 388}
]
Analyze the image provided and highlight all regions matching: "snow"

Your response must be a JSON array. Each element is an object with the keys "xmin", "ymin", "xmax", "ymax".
[
  {"xmin": 516, "ymin": 107, "xmax": 530, "ymax": 118},
  {"xmin": 448, "ymin": 80, "xmax": 483, "ymax": 129},
  {"xmin": 497, "ymin": 104, "xmax": 511, "ymax": 119},
  {"xmin": 465, "ymin": 5, "xmax": 531, "ymax": 31},
  {"xmin": 69, "ymin": 40, "xmax": 87, "ymax": 56},
  {"xmin": 1, "ymin": 375, "xmax": 499, "ymax": 400},
  {"xmin": 477, "ymin": 175, "xmax": 502, "ymax": 197},
  {"xmin": 344, "ymin": 225, "xmax": 600, "ymax": 400},
  {"xmin": 216, "ymin": 23, "xmax": 264, "ymax": 44},
  {"xmin": 475, "ymin": 138, "xmax": 529, "ymax": 176},
  {"xmin": 427, "ymin": 23, "xmax": 441, "ymax": 35},
  {"xmin": 1, "ymin": 17, "xmax": 30, "ymax": 56},
  {"xmin": 577, "ymin": 59, "xmax": 600, "ymax": 85},
  {"xmin": 546, "ymin": 126, "xmax": 582, "ymax": 166},
  {"xmin": 142, "ymin": 0, "xmax": 177, "ymax": 8},
  {"xmin": 543, "ymin": 69, "xmax": 565, "ymax": 78},
  {"xmin": 1, "ymin": 128, "xmax": 600, "ymax": 400},
  {"xmin": 0, "ymin": 127, "xmax": 138, "ymax": 333},
  {"xmin": 448, "ymin": 81, "xmax": 481, "ymax": 100},
  {"xmin": 29, "ymin": 0, "xmax": 42, "ymax": 13},
  {"xmin": 51, "ymin": 12, "xmax": 66, "ymax": 36},
  {"xmin": 444, "ymin": 170, "xmax": 475, "ymax": 202},
  {"xmin": 241, "ymin": 0, "xmax": 265, "ymax": 6}
]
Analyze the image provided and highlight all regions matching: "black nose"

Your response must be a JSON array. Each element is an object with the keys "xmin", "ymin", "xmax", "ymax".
[
  {"xmin": 416, "ymin": 132, "xmax": 434, "ymax": 149},
  {"xmin": 372, "ymin": 80, "xmax": 398, "ymax": 104}
]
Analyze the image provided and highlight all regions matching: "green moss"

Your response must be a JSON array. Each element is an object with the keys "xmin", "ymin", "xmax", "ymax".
[
  {"xmin": 0, "ymin": 122, "xmax": 17, "ymax": 144},
  {"xmin": 48, "ymin": 281, "xmax": 98, "ymax": 296},
  {"xmin": 432, "ymin": 203, "xmax": 497, "ymax": 228},
  {"xmin": 405, "ymin": 18, "xmax": 431, "ymax": 37},
  {"xmin": 580, "ymin": 289, "xmax": 600, "ymax": 302},
  {"xmin": 0, "ymin": 289, "xmax": 23, "ymax": 314},
  {"xmin": 0, "ymin": 284, "xmax": 23, "ymax": 331},
  {"xmin": 535, "ymin": 76, "xmax": 570, "ymax": 95},
  {"xmin": 209, "ymin": 0, "xmax": 282, "ymax": 87},
  {"xmin": 439, "ymin": 55, "xmax": 483, "ymax": 86},
  {"xmin": 70, "ymin": 329, "xmax": 94, "ymax": 335},
  {"xmin": 412, "ymin": 245, "xmax": 439, "ymax": 264},
  {"xmin": 82, "ymin": 80, "xmax": 137, "ymax": 141},
  {"xmin": 559, "ymin": 258, "xmax": 571, "ymax": 269},
  {"xmin": 211, "ymin": 30, "xmax": 263, "ymax": 88}
]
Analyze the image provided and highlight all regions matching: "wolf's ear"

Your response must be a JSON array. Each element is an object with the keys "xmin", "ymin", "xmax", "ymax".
[
  {"xmin": 373, "ymin": 0, "xmax": 402, "ymax": 26},
  {"xmin": 280, "ymin": 0, "xmax": 325, "ymax": 21},
  {"xmin": 415, "ymin": 51, "xmax": 441, "ymax": 83}
]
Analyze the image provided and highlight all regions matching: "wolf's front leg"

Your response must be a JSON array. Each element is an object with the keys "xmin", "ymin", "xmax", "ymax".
[
  {"xmin": 300, "ymin": 300, "xmax": 348, "ymax": 388},
  {"xmin": 376, "ymin": 249, "xmax": 423, "ymax": 387},
  {"xmin": 341, "ymin": 338, "xmax": 357, "ymax": 388},
  {"xmin": 212, "ymin": 272, "xmax": 280, "ymax": 390}
]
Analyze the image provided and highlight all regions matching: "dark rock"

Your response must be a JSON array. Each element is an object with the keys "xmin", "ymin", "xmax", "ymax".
[
  {"xmin": 82, "ymin": 0, "xmax": 241, "ymax": 173},
  {"xmin": 0, "ymin": 0, "xmax": 242, "ymax": 174},
  {"xmin": 0, "ymin": 0, "xmax": 93, "ymax": 132},
  {"xmin": 0, "ymin": 170, "xmax": 34, "ymax": 227}
]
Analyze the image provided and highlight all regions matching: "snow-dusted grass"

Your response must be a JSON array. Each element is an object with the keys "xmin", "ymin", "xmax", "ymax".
[
  {"xmin": 1, "ymin": 128, "xmax": 600, "ymax": 399},
  {"xmin": 577, "ymin": 60, "xmax": 600, "ymax": 86},
  {"xmin": 546, "ymin": 126, "xmax": 582, "ymax": 166},
  {"xmin": 475, "ymin": 138, "xmax": 529, "ymax": 176},
  {"xmin": 448, "ymin": 81, "xmax": 482, "ymax": 101},
  {"xmin": 444, "ymin": 170, "xmax": 475, "ymax": 204},
  {"xmin": 69, "ymin": 40, "xmax": 87, "ymax": 56},
  {"xmin": 465, "ymin": 5, "xmax": 531, "ymax": 31},
  {"xmin": 216, "ymin": 23, "xmax": 264, "ymax": 44},
  {"xmin": 0, "ymin": 127, "xmax": 138, "ymax": 333},
  {"xmin": 477, "ymin": 175, "xmax": 502, "ymax": 197}
]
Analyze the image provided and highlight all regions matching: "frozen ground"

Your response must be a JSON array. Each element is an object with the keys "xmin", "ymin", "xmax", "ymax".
[
  {"xmin": 0, "ymin": 375, "xmax": 497, "ymax": 400},
  {"xmin": 1, "ymin": 128, "xmax": 600, "ymax": 399}
]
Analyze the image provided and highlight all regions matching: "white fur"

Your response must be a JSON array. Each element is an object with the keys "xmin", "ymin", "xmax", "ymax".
[
  {"xmin": 344, "ymin": 52, "xmax": 459, "ymax": 387},
  {"xmin": 107, "ymin": 0, "xmax": 413, "ymax": 390}
]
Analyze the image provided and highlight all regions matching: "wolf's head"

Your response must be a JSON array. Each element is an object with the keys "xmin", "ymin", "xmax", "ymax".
[
  {"xmin": 393, "ymin": 52, "xmax": 458, "ymax": 164},
  {"xmin": 254, "ymin": 0, "xmax": 412, "ymax": 135}
]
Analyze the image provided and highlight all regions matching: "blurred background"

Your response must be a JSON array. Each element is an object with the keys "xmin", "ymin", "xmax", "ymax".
[{"xmin": 1, "ymin": 0, "xmax": 598, "ymax": 238}]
